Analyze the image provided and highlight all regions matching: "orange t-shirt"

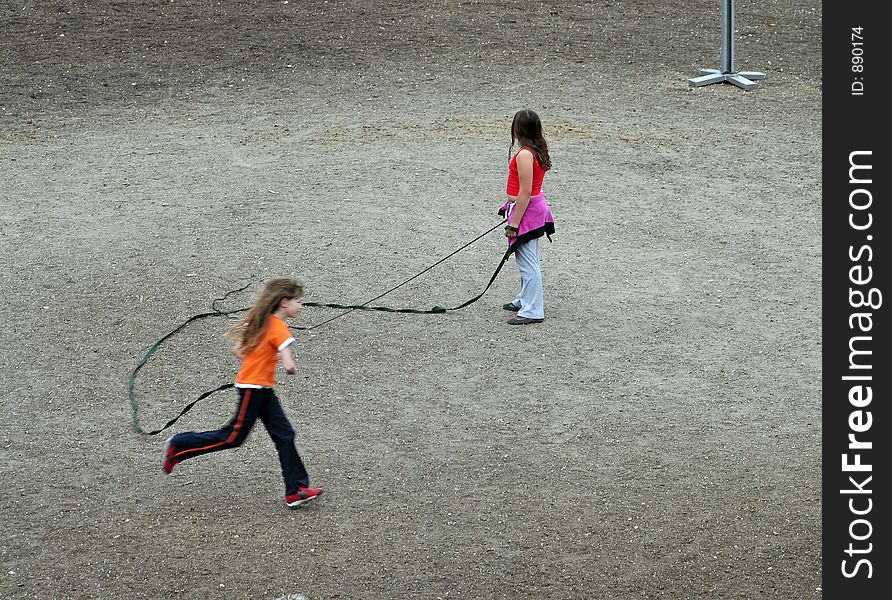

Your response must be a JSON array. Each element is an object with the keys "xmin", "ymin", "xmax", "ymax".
[{"xmin": 234, "ymin": 315, "xmax": 295, "ymax": 388}]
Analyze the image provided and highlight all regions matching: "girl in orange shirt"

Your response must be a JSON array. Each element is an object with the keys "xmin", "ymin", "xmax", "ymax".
[{"xmin": 162, "ymin": 278, "xmax": 322, "ymax": 508}]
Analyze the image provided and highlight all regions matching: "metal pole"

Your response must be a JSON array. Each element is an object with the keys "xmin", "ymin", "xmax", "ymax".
[
  {"xmin": 721, "ymin": 0, "xmax": 733, "ymax": 73},
  {"xmin": 688, "ymin": 0, "xmax": 766, "ymax": 90}
]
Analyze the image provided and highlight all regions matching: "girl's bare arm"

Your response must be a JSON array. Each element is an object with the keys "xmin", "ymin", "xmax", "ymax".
[
  {"xmin": 507, "ymin": 149, "xmax": 534, "ymax": 236},
  {"xmin": 280, "ymin": 345, "xmax": 296, "ymax": 375}
]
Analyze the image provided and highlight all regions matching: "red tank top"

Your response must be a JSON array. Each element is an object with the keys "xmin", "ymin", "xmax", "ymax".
[{"xmin": 506, "ymin": 148, "xmax": 545, "ymax": 196}]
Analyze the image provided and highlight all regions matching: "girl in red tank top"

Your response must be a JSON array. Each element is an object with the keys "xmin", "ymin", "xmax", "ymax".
[
  {"xmin": 499, "ymin": 109, "xmax": 556, "ymax": 325},
  {"xmin": 506, "ymin": 148, "xmax": 545, "ymax": 196}
]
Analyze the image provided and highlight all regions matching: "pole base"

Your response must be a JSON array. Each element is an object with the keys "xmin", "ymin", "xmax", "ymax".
[{"xmin": 688, "ymin": 68, "xmax": 766, "ymax": 90}]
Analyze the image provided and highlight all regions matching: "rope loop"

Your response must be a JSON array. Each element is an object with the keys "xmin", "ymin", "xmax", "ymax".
[{"xmin": 128, "ymin": 220, "xmax": 511, "ymax": 435}]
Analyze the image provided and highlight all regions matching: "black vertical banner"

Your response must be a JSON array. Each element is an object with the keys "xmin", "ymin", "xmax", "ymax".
[{"xmin": 823, "ymin": 1, "xmax": 889, "ymax": 598}]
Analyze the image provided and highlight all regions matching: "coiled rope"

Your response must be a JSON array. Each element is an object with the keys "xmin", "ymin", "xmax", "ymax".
[{"xmin": 129, "ymin": 219, "xmax": 513, "ymax": 435}]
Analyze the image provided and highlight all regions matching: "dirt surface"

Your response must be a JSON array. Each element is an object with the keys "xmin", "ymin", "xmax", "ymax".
[{"xmin": 0, "ymin": 1, "xmax": 822, "ymax": 599}]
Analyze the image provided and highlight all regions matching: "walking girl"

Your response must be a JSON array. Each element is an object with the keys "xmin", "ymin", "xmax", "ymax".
[
  {"xmin": 162, "ymin": 278, "xmax": 322, "ymax": 508},
  {"xmin": 499, "ymin": 109, "xmax": 556, "ymax": 325}
]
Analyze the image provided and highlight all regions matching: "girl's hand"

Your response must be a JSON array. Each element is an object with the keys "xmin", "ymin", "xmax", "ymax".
[{"xmin": 505, "ymin": 224, "xmax": 519, "ymax": 238}]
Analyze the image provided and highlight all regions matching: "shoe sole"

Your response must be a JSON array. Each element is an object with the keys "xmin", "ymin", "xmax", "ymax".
[
  {"xmin": 507, "ymin": 318, "xmax": 544, "ymax": 325},
  {"xmin": 286, "ymin": 494, "xmax": 320, "ymax": 508},
  {"xmin": 162, "ymin": 437, "xmax": 176, "ymax": 474}
]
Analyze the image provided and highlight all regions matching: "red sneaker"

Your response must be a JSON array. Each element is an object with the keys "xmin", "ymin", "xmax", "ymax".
[
  {"xmin": 285, "ymin": 486, "xmax": 323, "ymax": 508},
  {"xmin": 162, "ymin": 437, "xmax": 179, "ymax": 474}
]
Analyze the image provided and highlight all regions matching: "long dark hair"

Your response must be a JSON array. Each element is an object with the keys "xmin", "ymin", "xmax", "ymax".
[
  {"xmin": 227, "ymin": 278, "xmax": 303, "ymax": 354},
  {"xmin": 509, "ymin": 109, "xmax": 552, "ymax": 171}
]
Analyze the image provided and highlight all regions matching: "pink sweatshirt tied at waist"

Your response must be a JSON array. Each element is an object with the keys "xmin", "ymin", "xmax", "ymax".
[{"xmin": 500, "ymin": 191, "xmax": 556, "ymax": 248}]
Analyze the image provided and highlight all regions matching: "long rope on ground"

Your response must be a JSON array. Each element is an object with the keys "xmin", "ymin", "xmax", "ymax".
[{"xmin": 129, "ymin": 219, "xmax": 511, "ymax": 435}]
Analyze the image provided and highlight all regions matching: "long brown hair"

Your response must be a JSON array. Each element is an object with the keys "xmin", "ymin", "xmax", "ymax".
[
  {"xmin": 509, "ymin": 109, "xmax": 552, "ymax": 171},
  {"xmin": 227, "ymin": 278, "xmax": 304, "ymax": 354}
]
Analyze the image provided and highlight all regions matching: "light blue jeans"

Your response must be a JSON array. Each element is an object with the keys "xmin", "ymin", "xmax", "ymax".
[{"xmin": 511, "ymin": 238, "xmax": 545, "ymax": 319}]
